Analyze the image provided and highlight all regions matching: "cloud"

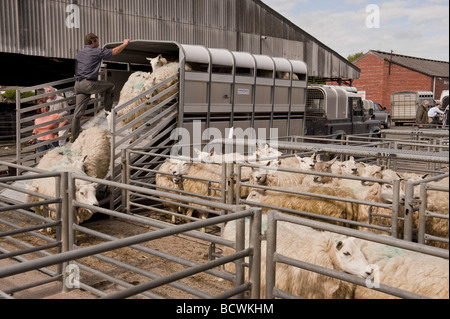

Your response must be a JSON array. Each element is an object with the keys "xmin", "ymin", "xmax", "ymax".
[{"xmin": 261, "ymin": 0, "xmax": 449, "ymax": 61}]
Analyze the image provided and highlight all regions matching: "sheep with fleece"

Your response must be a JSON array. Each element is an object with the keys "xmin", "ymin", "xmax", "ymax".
[
  {"xmin": 145, "ymin": 55, "xmax": 193, "ymax": 106},
  {"xmin": 300, "ymin": 156, "xmax": 338, "ymax": 185},
  {"xmin": 26, "ymin": 148, "xmax": 99, "ymax": 224},
  {"xmin": 250, "ymin": 153, "xmax": 316, "ymax": 186},
  {"xmin": 354, "ymin": 239, "xmax": 449, "ymax": 299},
  {"xmin": 70, "ymin": 126, "xmax": 111, "ymax": 179},
  {"xmin": 379, "ymin": 169, "xmax": 448, "ymax": 247},
  {"xmin": 155, "ymin": 157, "xmax": 190, "ymax": 223},
  {"xmin": 331, "ymin": 156, "xmax": 358, "ymax": 175},
  {"xmin": 221, "ymin": 215, "xmax": 371, "ymax": 298},
  {"xmin": 111, "ymin": 71, "xmax": 153, "ymax": 133},
  {"xmin": 245, "ymin": 185, "xmax": 360, "ymax": 227}
]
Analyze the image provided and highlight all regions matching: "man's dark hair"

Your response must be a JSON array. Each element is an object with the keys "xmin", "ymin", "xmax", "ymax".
[{"xmin": 85, "ymin": 33, "xmax": 98, "ymax": 45}]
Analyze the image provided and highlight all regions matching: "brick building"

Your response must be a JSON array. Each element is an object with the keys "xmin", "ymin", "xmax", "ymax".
[{"xmin": 349, "ymin": 50, "xmax": 449, "ymax": 111}]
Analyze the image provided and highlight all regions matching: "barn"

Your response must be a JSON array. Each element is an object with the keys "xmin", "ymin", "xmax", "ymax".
[
  {"xmin": 350, "ymin": 50, "xmax": 449, "ymax": 111},
  {"xmin": 0, "ymin": 0, "xmax": 360, "ymax": 86}
]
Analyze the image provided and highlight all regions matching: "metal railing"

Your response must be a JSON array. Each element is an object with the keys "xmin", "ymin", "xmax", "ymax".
[
  {"xmin": 1, "ymin": 161, "xmax": 262, "ymax": 299},
  {"xmin": 265, "ymin": 210, "xmax": 448, "ymax": 299}
]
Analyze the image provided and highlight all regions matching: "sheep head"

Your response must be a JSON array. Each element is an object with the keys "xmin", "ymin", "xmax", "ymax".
[
  {"xmin": 146, "ymin": 54, "xmax": 168, "ymax": 72},
  {"xmin": 295, "ymin": 153, "xmax": 315, "ymax": 170},
  {"xmin": 330, "ymin": 237, "xmax": 371, "ymax": 279}
]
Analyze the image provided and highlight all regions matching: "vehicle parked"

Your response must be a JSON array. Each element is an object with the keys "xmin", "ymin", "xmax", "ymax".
[
  {"xmin": 390, "ymin": 91, "xmax": 434, "ymax": 126},
  {"xmin": 373, "ymin": 102, "xmax": 391, "ymax": 129},
  {"xmin": 305, "ymin": 85, "xmax": 382, "ymax": 139}
]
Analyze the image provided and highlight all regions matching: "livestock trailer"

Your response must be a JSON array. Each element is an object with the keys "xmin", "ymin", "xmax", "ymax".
[
  {"xmin": 390, "ymin": 91, "xmax": 435, "ymax": 126},
  {"xmin": 304, "ymin": 85, "xmax": 381, "ymax": 138},
  {"xmin": 103, "ymin": 40, "xmax": 308, "ymax": 146}
]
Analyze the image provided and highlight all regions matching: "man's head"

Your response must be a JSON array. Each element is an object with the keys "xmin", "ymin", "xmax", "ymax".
[
  {"xmin": 436, "ymin": 101, "xmax": 442, "ymax": 108},
  {"xmin": 85, "ymin": 33, "xmax": 99, "ymax": 47},
  {"xmin": 423, "ymin": 100, "xmax": 430, "ymax": 107}
]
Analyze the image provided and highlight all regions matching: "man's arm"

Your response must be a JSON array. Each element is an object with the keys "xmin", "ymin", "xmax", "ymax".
[{"xmin": 112, "ymin": 39, "xmax": 130, "ymax": 56}]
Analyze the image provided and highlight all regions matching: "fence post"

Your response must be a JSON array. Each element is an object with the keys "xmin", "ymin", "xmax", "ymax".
[
  {"xmin": 235, "ymin": 213, "xmax": 245, "ymax": 299},
  {"xmin": 403, "ymin": 182, "xmax": 415, "ymax": 242},
  {"xmin": 249, "ymin": 208, "xmax": 261, "ymax": 299},
  {"xmin": 265, "ymin": 210, "xmax": 277, "ymax": 299},
  {"xmin": 391, "ymin": 179, "xmax": 401, "ymax": 238},
  {"xmin": 417, "ymin": 183, "xmax": 428, "ymax": 245},
  {"xmin": 121, "ymin": 149, "xmax": 129, "ymax": 213},
  {"xmin": 60, "ymin": 172, "xmax": 70, "ymax": 293}
]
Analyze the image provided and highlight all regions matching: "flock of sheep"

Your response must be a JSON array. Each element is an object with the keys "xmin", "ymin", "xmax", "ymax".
[
  {"xmin": 155, "ymin": 145, "xmax": 449, "ymax": 299},
  {"xmin": 24, "ymin": 54, "xmax": 449, "ymax": 299}
]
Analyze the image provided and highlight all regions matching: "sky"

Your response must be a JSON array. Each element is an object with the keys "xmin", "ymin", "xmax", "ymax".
[{"xmin": 261, "ymin": 0, "xmax": 449, "ymax": 62}]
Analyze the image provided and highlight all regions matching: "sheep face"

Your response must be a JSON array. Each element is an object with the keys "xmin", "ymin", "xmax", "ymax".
[
  {"xmin": 340, "ymin": 157, "xmax": 358, "ymax": 175},
  {"xmin": 312, "ymin": 158, "xmax": 337, "ymax": 183},
  {"xmin": 75, "ymin": 182, "xmax": 99, "ymax": 209},
  {"xmin": 295, "ymin": 154, "xmax": 315, "ymax": 170},
  {"xmin": 333, "ymin": 237, "xmax": 371, "ymax": 279},
  {"xmin": 146, "ymin": 54, "xmax": 167, "ymax": 72},
  {"xmin": 359, "ymin": 163, "xmax": 385, "ymax": 185},
  {"xmin": 168, "ymin": 159, "xmax": 191, "ymax": 184},
  {"xmin": 246, "ymin": 188, "xmax": 265, "ymax": 201},
  {"xmin": 251, "ymin": 160, "xmax": 280, "ymax": 185}
]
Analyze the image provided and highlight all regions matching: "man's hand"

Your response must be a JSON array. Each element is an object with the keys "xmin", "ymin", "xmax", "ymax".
[{"xmin": 112, "ymin": 39, "xmax": 130, "ymax": 56}]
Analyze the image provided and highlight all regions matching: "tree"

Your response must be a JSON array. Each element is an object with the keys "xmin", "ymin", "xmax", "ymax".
[{"xmin": 347, "ymin": 52, "xmax": 365, "ymax": 63}]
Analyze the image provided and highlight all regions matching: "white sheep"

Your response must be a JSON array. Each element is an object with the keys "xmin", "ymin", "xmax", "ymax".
[
  {"xmin": 300, "ymin": 156, "xmax": 338, "ymax": 185},
  {"xmin": 251, "ymin": 153, "xmax": 316, "ymax": 186},
  {"xmin": 221, "ymin": 215, "xmax": 371, "ymax": 298},
  {"xmin": 70, "ymin": 126, "xmax": 111, "ymax": 179},
  {"xmin": 354, "ymin": 239, "xmax": 449, "ymax": 299},
  {"xmin": 155, "ymin": 158, "xmax": 188, "ymax": 223},
  {"xmin": 111, "ymin": 71, "xmax": 153, "ymax": 135},
  {"xmin": 245, "ymin": 185, "xmax": 360, "ymax": 227},
  {"xmin": 26, "ymin": 149, "xmax": 98, "ymax": 224},
  {"xmin": 331, "ymin": 156, "xmax": 358, "ymax": 175}
]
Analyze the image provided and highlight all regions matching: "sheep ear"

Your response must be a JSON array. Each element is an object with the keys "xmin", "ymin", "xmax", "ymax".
[
  {"xmin": 194, "ymin": 148, "xmax": 200, "ymax": 155},
  {"xmin": 82, "ymin": 155, "xmax": 88, "ymax": 163},
  {"xmin": 335, "ymin": 240, "xmax": 344, "ymax": 251}
]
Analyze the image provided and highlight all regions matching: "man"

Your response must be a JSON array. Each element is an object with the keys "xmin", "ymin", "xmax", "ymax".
[
  {"xmin": 73, "ymin": 33, "xmax": 130, "ymax": 141},
  {"xmin": 416, "ymin": 100, "xmax": 429, "ymax": 128},
  {"xmin": 428, "ymin": 101, "xmax": 445, "ymax": 125}
]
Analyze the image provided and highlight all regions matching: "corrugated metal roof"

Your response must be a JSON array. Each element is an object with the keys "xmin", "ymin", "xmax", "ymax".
[
  {"xmin": 369, "ymin": 50, "xmax": 449, "ymax": 77},
  {"xmin": 0, "ymin": 0, "xmax": 360, "ymax": 79}
]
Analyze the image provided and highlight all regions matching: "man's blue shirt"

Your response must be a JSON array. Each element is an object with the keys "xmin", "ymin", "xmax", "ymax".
[{"xmin": 76, "ymin": 46, "xmax": 113, "ymax": 81}]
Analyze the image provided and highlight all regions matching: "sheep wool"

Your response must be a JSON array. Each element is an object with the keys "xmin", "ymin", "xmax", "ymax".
[
  {"xmin": 354, "ymin": 239, "xmax": 449, "ymax": 299},
  {"xmin": 246, "ymin": 185, "xmax": 360, "ymax": 227},
  {"xmin": 71, "ymin": 126, "xmax": 111, "ymax": 179},
  {"xmin": 221, "ymin": 216, "xmax": 370, "ymax": 299}
]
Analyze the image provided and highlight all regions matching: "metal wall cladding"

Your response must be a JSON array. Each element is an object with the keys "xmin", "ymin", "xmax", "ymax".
[{"xmin": 0, "ymin": 0, "xmax": 359, "ymax": 79}]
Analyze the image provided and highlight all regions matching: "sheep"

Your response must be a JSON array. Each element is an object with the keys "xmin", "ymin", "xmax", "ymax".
[
  {"xmin": 155, "ymin": 157, "xmax": 189, "ymax": 223},
  {"xmin": 221, "ymin": 215, "xmax": 371, "ymax": 298},
  {"xmin": 111, "ymin": 71, "xmax": 153, "ymax": 135},
  {"xmin": 248, "ymin": 153, "xmax": 316, "ymax": 189},
  {"xmin": 300, "ymin": 156, "xmax": 338, "ymax": 185},
  {"xmin": 331, "ymin": 156, "xmax": 358, "ymax": 175},
  {"xmin": 70, "ymin": 126, "xmax": 111, "ymax": 179},
  {"xmin": 354, "ymin": 239, "xmax": 449, "ymax": 299},
  {"xmin": 245, "ymin": 185, "xmax": 360, "ymax": 227},
  {"xmin": 26, "ymin": 150, "xmax": 99, "ymax": 225},
  {"xmin": 144, "ymin": 55, "xmax": 192, "ymax": 106}
]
